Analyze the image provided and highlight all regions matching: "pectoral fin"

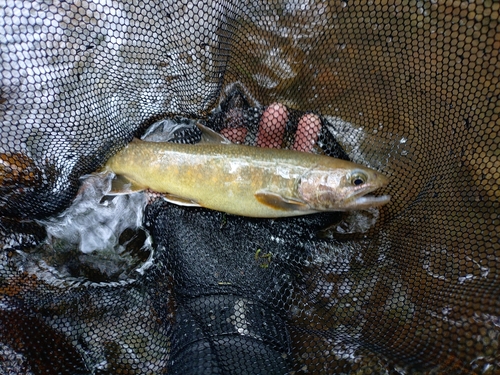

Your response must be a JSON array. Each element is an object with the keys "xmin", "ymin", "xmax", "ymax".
[
  {"xmin": 254, "ymin": 190, "xmax": 309, "ymax": 211},
  {"xmin": 162, "ymin": 193, "xmax": 202, "ymax": 207}
]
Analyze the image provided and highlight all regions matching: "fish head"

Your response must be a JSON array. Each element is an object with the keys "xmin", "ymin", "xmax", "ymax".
[{"xmin": 297, "ymin": 165, "xmax": 390, "ymax": 211}]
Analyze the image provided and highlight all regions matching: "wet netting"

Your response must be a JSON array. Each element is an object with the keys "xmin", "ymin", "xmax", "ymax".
[{"xmin": 1, "ymin": 1, "xmax": 499, "ymax": 374}]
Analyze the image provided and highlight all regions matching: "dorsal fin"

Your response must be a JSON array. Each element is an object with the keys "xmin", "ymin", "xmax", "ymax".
[{"xmin": 196, "ymin": 123, "xmax": 232, "ymax": 144}]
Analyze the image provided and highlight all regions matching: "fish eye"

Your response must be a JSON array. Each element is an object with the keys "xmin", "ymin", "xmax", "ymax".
[{"xmin": 350, "ymin": 172, "xmax": 367, "ymax": 186}]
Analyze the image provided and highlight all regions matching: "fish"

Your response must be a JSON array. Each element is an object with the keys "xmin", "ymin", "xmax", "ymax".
[{"xmin": 103, "ymin": 125, "xmax": 390, "ymax": 218}]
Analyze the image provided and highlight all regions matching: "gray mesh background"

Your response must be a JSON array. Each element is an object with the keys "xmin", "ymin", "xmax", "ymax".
[{"xmin": 1, "ymin": 0, "xmax": 499, "ymax": 374}]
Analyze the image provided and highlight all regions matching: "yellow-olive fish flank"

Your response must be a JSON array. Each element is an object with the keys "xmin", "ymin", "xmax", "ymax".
[{"xmin": 105, "ymin": 138, "xmax": 390, "ymax": 218}]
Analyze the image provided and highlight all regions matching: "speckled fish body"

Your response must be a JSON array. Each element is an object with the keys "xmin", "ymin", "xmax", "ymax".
[{"xmin": 105, "ymin": 139, "xmax": 390, "ymax": 218}]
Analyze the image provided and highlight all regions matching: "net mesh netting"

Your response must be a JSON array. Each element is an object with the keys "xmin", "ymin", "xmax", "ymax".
[{"xmin": 1, "ymin": 0, "xmax": 499, "ymax": 374}]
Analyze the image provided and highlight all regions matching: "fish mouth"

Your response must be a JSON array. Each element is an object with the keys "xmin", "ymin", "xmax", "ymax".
[
  {"xmin": 344, "ymin": 183, "xmax": 391, "ymax": 210},
  {"xmin": 349, "ymin": 194, "xmax": 391, "ymax": 209}
]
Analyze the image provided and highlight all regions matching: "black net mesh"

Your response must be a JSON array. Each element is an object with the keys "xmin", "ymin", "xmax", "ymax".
[{"xmin": 1, "ymin": 0, "xmax": 499, "ymax": 374}]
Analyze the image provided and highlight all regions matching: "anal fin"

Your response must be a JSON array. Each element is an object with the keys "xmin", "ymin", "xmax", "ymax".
[{"xmin": 162, "ymin": 193, "xmax": 202, "ymax": 207}]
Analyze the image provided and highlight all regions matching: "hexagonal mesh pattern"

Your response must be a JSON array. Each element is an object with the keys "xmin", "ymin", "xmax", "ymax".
[{"xmin": 1, "ymin": 1, "xmax": 499, "ymax": 374}]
